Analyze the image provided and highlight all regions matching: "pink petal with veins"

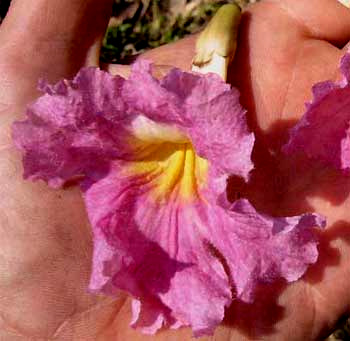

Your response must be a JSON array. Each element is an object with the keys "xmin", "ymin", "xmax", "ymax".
[{"xmin": 284, "ymin": 53, "xmax": 350, "ymax": 171}]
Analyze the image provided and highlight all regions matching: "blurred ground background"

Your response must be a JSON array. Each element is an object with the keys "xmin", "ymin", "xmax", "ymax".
[
  {"xmin": 0, "ymin": 0, "xmax": 349, "ymax": 340},
  {"xmin": 101, "ymin": 0, "xmax": 256, "ymax": 62}
]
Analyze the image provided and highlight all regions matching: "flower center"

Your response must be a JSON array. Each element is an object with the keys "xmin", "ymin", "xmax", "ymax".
[{"xmin": 128, "ymin": 142, "xmax": 208, "ymax": 203}]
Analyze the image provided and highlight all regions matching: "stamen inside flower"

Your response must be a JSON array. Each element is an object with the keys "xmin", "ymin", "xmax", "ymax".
[{"xmin": 126, "ymin": 142, "xmax": 208, "ymax": 203}]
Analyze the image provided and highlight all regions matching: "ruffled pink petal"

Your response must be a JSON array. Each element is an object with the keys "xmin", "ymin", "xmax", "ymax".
[
  {"xmin": 84, "ymin": 162, "xmax": 231, "ymax": 336},
  {"xmin": 123, "ymin": 61, "xmax": 255, "ymax": 181},
  {"xmin": 131, "ymin": 298, "xmax": 185, "ymax": 334},
  {"xmin": 123, "ymin": 60, "xmax": 185, "ymax": 125},
  {"xmin": 12, "ymin": 68, "xmax": 130, "ymax": 187},
  {"xmin": 84, "ymin": 160, "xmax": 324, "ymax": 336},
  {"xmin": 284, "ymin": 53, "xmax": 350, "ymax": 170},
  {"xmin": 13, "ymin": 61, "xmax": 253, "ymax": 186},
  {"xmin": 162, "ymin": 68, "xmax": 255, "ymax": 180},
  {"xmin": 130, "ymin": 299, "xmax": 174, "ymax": 334},
  {"xmin": 209, "ymin": 199, "xmax": 325, "ymax": 302}
]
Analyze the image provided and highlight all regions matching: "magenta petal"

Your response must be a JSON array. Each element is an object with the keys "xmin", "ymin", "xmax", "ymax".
[
  {"xmin": 88, "ymin": 230, "xmax": 117, "ymax": 294},
  {"xmin": 12, "ymin": 68, "xmax": 129, "ymax": 187},
  {"xmin": 85, "ymin": 160, "xmax": 324, "ymax": 335},
  {"xmin": 341, "ymin": 126, "xmax": 350, "ymax": 169},
  {"xmin": 123, "ymin": 60, "xmax": 185, "ymax": 125},
  {"xmin": 130, "ymin": 299, "xmax": 178, "ymax": 334},
  {"xmin": 162, "ymin": 68, "xmax": 255, "ymax": 180},
  {"xmin": 123, "ymin": 60, "xmax": 255, "ymax": 180},
  {"xmin": 84, "ymin": 164, "xmax": 232, "ymax": 336},
  {"xmin": 208, "ymin": 199, "xmax": 325, "ymax": 302},
  {"xmin": 14, "ymin": 61, "xmax": 254, "ymax": 187},
  {"xmin": 284, "ymin": 53, "xmax": 350, "ymax": 170}
]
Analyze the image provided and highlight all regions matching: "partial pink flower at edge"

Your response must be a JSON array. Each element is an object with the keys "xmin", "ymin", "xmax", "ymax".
[
  {"xmin": 283, "ymin": 53, "xmax": 350, "ymax": 170},
  {"xmin": 12, "ymin": 60, "xmax": 325, "ymax": 337}
]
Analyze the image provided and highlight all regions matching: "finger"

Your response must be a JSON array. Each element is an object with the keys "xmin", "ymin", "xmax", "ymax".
[
  {"xmin": 267, "ymin": 0, "xmax": 350, "ymax": 47},
  {"xmin": 140, "ymin": 35, "xmax": 197, "ymax": 71},
  {"xmin": 0, "ymin": 0, "xmax": 113, "ymax": 82},
  {"xmin": 104, "ymin": 34, "xmax": 197, "ymax": 78},
  {"xmin": 228, "ymin": 0, "xmax": 348, "ymax": 137},
  {"xmin": 105, "ymin": 62, "xmax": 174, "ymax": 79}
]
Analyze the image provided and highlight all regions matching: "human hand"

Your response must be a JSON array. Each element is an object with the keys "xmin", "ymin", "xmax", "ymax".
[{"xmin": 0, "ymin": 0, "xmax": 350, "ymax": 340}]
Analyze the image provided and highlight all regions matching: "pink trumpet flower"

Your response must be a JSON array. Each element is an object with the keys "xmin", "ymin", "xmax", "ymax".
[{"xmin": 13, "ymin": 60, "xmax": 325, "ymax": 336}]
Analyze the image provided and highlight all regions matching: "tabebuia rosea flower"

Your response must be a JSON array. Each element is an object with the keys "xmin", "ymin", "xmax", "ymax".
[
  {"xmin": 284, "ymin": 53, "xmax": 350, "ymax": 170},
  {"xmin": 12, "ymin": 60, "xmax": 325, "ymax": 336}
]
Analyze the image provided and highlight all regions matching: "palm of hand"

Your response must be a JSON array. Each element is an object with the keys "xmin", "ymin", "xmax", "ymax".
[{"xmin": 0, "ymin": 1, "xmax": 349, "ymax": 340}]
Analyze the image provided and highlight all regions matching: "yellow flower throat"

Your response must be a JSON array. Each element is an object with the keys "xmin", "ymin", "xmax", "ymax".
[{"xmin": 128, "ymin": 142, "xmax": 208, "ymax": 202}]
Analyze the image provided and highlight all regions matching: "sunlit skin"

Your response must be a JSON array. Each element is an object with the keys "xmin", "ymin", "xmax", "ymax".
[{"xmin": 0, "ymin": 0, "xmax": 350, "ymax": 340}]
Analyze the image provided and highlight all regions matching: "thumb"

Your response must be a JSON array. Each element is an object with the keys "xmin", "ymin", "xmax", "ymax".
[{"xmin": 0, "ymin": 0, "xmax": 113, "ymax": 82}]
